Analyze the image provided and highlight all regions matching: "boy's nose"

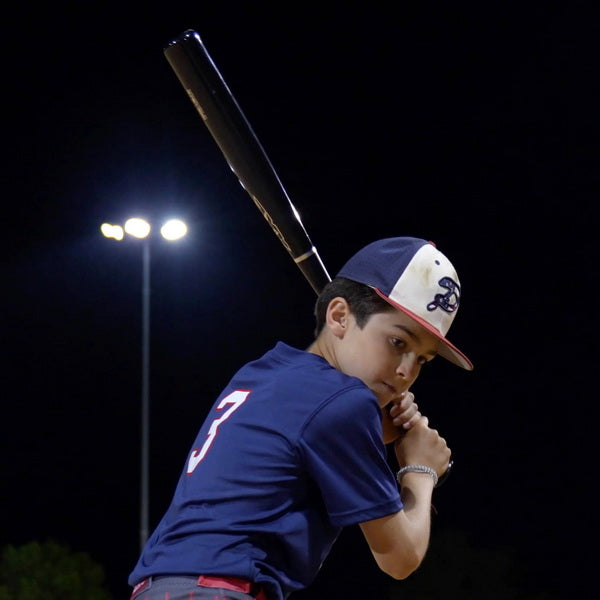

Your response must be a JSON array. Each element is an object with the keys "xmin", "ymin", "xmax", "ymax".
[{"xmin": 395, "ymin": 353, "xmax": 419, "ymax": 382}]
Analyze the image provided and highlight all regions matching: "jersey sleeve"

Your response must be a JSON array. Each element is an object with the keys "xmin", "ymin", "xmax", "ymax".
[{"xmin": 297, "ymin": 384, "xmax": 402, "ymax": 527}]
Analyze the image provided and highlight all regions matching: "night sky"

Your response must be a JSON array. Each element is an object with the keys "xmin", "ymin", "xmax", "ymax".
[{"xmin": 3, "ymin": 3, "xmax": 595, "ymax": 599}]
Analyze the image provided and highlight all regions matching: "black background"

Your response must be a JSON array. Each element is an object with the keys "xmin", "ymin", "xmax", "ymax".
[{"xmin": 2, "ymin": 2, "xmax": 596, "ymax": 598}]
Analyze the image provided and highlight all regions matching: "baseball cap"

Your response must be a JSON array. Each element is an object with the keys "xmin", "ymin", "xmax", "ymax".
[{"xmin": 336, "ymin": 237, "xmax": 473, "ymax": 370}]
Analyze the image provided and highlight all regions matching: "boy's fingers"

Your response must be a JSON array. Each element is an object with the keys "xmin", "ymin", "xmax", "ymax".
[{"xmin": 401, "ymin": 411, "xmax": 423, "ymax": 429}]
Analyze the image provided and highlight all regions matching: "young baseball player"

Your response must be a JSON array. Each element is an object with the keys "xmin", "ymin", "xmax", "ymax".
[{"xmin": 128, "ymin": 236, "xmax": 473, "ymax": 600}]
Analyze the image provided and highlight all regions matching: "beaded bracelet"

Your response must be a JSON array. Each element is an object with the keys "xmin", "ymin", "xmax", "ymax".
[{"xmin": 396, "ymin": 464, "xmax": 439, "ymax": 487}]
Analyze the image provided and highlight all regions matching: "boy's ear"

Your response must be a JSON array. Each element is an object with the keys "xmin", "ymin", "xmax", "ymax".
[{"xmin": 326, "ymin": 297, "xmax": 351, "ymax": 338}]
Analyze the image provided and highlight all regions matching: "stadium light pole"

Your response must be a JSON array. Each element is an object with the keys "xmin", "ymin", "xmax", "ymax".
[{"xmin": 100, "ymin": 217, "xmax": 188, "ymax": 552}]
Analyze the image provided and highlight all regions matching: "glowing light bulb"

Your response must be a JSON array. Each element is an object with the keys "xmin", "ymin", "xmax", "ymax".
[
  {"xmin": 124, "ymin": 218, "xmax": 151, "ymax": 239},
  {"xmin": 161, "ymin": 219, "xmax": 188, "ymax": 241}
]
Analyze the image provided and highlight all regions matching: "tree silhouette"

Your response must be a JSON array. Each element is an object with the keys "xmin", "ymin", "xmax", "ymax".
[{"xmin": 0, "ymin": 540, "xmax": 113, "ymax": 600}]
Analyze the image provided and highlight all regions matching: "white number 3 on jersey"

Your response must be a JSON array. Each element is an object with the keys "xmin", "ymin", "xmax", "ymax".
[{"xmin": 186, "ymin": 389, "xmax": 250, "ymax": 475}]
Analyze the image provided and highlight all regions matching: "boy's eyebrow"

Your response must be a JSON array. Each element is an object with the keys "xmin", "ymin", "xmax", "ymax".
[{"xmin": 393, "ymin": 324, "xmax": 439, "ymax": 357}]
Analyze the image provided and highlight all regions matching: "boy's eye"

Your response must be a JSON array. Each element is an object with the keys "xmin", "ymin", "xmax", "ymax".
[{"xmin": 391, "ymin": 338, "xmax": 433, "ymax": 366}]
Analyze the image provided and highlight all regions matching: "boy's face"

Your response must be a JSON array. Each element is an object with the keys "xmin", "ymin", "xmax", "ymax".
[{"xmin": 334, "ymin": 304, "xmax": 440, "ymax": 407}]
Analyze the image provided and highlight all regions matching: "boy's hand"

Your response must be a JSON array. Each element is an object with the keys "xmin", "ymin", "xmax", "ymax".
[
  {"xmin": 381, "ymin": 391, "xmax": 422, "ymax": 444},
  {"xmin": 394, "ymin": 416, "xmax": 451, "ymax": 477},
  {"xmin": 389, "ymin": 391, "xmax": 422, "ymax": 430}
]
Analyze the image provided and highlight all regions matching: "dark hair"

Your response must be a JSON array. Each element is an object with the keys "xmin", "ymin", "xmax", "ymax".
[{"xmin": 313, "ymin": 277, "xmax": 395, "ymax": 337}]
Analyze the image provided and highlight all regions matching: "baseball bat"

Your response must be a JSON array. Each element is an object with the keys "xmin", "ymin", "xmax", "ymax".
[{"xmin": 163, "ymin": 29, "xmax": 331, "ymax": 295}]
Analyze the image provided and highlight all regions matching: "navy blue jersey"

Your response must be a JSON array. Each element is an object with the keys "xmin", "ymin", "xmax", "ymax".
[{"xmin": 129, "ymin": 342, "xmax": 402, "ymax": 599}]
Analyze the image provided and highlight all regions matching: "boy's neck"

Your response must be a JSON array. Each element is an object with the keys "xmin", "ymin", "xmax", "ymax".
[{"xmin": 306, "ymin": 335, "xmax": 337, "ymax": 370}]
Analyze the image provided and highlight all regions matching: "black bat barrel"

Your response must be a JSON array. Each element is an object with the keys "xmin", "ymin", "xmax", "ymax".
[{"xmin": 164, "ymin": 30, "xmax": 331, "ymax": 294}]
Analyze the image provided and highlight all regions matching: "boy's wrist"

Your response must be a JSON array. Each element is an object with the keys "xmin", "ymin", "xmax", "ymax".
[
  {"xmin": 396, "ymin": 461, "xmax": 454, "ymax": 488},
  {"xmin": 396, "ymin": 465, "xmax": 438, "ymax": 487}
]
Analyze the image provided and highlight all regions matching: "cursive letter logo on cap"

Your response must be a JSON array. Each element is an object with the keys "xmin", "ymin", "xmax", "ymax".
[{"xmin": 427, "ymin": 277, "xmax": 460, "ymax": 313}]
